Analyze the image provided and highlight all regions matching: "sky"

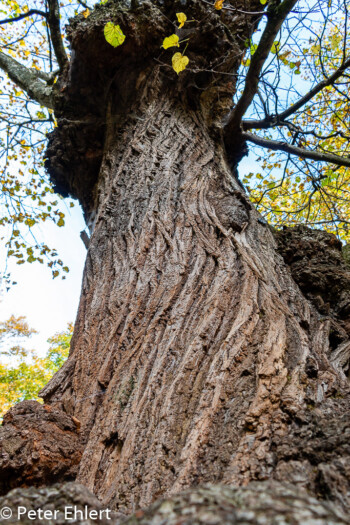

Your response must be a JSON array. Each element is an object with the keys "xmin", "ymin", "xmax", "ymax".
[{"xmin": 0, "ymin": 199, "xmax": 86, "ymax": 356}]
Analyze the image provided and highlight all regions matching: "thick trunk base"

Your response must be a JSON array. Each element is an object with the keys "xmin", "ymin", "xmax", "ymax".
[{"xmin": 41, "ymin": 88, "xmax": 350, "ymax": 513}]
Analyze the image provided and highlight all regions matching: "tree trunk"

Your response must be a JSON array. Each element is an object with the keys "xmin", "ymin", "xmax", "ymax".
[{"xmin": 2, "ymin": 0, "xmax": 350, "ymax": 517}]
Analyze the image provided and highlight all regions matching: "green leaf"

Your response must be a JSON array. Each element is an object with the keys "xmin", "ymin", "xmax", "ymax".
[
  {"xmin": 271, "ymin": 41, "xmax": 280, "ymax": 54},
  {"xmin": 250, "ymin": 44, "xmax": 258, "ymax": 55},
  {"xmin": 321, "ymin": 177, "xmax": 331, "ymax": 187},
  {"xmin": 104, "ymin": 22, "xmax": 126, "ymax": 48}
]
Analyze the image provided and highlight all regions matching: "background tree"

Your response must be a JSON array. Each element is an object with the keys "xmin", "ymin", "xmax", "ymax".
[
  {"xmin": 0, "ymin": 317, "xmax": 72, "ymax": 417},
  {"xmin": 0, "ymin": 0, "xmax": 80, "ymax": 287},
  {"xmin": 0, "ymin": 314, "xmax": 37, "ymax": 357},
  {"xmin": 0, "ymin": 0, "xmax": 350, "ymax": 521},
  {"xmin": 240, "ymin": 3, "xmax": 350, "ymax": 237}
]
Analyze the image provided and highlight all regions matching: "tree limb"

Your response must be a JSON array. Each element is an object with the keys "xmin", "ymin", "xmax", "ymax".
[
  {"xmin": 77, "ymin": 0, "xmax": 89, "ymax": 8},
  {"xmin": 47, "ymin": 0, "xmax": 68, "ymax": 71},
  {"xmin": 0, "ymin": 10, "xmax": 47, "ymax": 25},
  {"xmin": 242, "ymin": 56, "xmax": 350, "ymax": 131},
  {"xmin": 0, "ymin": 51, "xmax": 54, "ymax": 109},
  {"xmin": 242, "ymin": 131, "xmax": 350, "ymax": 168},
  {"xmin": 224, "ymin": 0, "xmax": 298, "ymax": 140}
]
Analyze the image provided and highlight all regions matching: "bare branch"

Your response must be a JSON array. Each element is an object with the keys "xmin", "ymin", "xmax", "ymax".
[
  {"xmin": 47, "ymin": 0, "xmax": 68, "ymax": 70},
  {"xmin": 242, "ymin": 131, "xmax": 350, "ymax": 168},
  {"xmin": 242, "ymin": 57, "xmax": 350, "ymax": 130},
  {"xmin": 0, "ymin": 51, "xmax": 54, "ymax": 109},
  {"xmin": 77, "ymin": 0, "xmax": 89, "ymax": 8},
  {"xmin": 0, "ymin": 10, "xmax": 47, "ymax": 25},
  {"xmin": 224, "ymin": 0, "xmax": 298, "ymax": 140}
]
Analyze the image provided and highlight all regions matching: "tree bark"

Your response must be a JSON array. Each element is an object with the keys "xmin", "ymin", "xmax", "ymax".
[
  {"xmin": 1, "ymin": 481, "xmax": 348, "ymax": 524},
  {"xmin": 45, "ymin": 82, "xmax": 350, "ymax": 512},
  {"xmin": 2, "ymin": 0, "xmax": 350, "ymax": 518}
]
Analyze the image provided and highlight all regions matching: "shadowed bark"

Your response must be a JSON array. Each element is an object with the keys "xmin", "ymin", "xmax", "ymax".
[{"xmin": 0, "ymin": 401, "xmax": 83, "ymax": 496}]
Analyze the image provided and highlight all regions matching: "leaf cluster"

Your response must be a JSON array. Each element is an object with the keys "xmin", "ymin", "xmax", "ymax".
[{"xmin": 0, "ymin": 316, "xmax": 72, "ymax": 418}]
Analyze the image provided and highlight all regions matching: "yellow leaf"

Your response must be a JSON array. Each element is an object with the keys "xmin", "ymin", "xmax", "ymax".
[
  {"xmin": 176, "ymin": 12, "xmax": 187, "ymax": 28},
  {"xmin": 214, "ymin": 0, "xmax": 224, "ymax": 9},
  {"xmin": 172, "ymin": 52, "xmax": 189, "ymax": 74},
  {"xmin": 162, "ymin": 34, "xmax": 179, "ymax": 50},
  {"xmin": 104, "ymin": 23, "xmax": 126, "ymax": 48},
  {"xmin": 82, "ymin": 9, "xmax": 90, "ymax": 18}
]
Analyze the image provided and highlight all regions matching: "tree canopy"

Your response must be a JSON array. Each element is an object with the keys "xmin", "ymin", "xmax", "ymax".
[
  {"xmin": 0, "ymin": 316, "xmax": 72, "ymax": 417},
  {"xmin": 0, "ymin": 0, "xmax": 350, "ymax": 286}
]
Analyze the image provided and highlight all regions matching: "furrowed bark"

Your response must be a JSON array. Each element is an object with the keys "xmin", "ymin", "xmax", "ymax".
[{"xmin": 45, "ymin": 90, "xmax": 350, "ymax": 512}]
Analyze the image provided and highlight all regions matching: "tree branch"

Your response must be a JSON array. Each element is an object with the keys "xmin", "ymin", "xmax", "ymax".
[
  {"xmin": 77, "ymin": 0, "xmax": 89, "ymax": 8},
  {"xmin": 242, "ymin": 56, "xmax": 350, "ymax": 131},
  {"xmin": 0, "ymin": 51, "xmax": 54, "ymax": 109},
  {"xmin": 0, "ymin": 10, "xmax": 47, "ymax": 25},
  {"xmin": 242, "ymin": 131, "xmax": 350, "ymax": 168},
  {"xmin": 47, "ymin": 0, "xmax": 68, "ymax": 71},
  {"xmin": 224, "ymin": 0, "xmax": 298, "ymax": 140}
]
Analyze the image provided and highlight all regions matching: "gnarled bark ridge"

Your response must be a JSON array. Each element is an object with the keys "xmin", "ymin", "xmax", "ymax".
[
  {"xmin": 0, "ymin": 401, "xmax": 83, "ymax": 495},
  {"xmin": 1, "ymin": 0, "xmax": 349, "ymax": 519}
]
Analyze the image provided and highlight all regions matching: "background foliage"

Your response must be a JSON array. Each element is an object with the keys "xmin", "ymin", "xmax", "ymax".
[
  {"xmin": 237, "ymin": 1, "xmax": 350, "ymax": 238},
  {"xmin": 0, "ymin": 315, "xmax": 72, "ymax": 418}
]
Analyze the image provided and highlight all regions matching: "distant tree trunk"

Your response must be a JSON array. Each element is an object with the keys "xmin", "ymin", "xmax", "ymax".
[{"xmin": 2, "ymin": 0, "xmax": 350, "ymax": 517}]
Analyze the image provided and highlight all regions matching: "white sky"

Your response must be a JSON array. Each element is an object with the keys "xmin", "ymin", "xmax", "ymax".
[{"xmin": 0, "ymin": 200, "xmax": 86, "ymax": 357}]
